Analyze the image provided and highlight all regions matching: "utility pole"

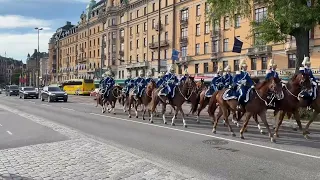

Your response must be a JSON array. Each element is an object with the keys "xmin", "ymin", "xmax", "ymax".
[
  {"xmin": 157, "ymin": 0, "xmax": 162, "ymax": 73},
  {"xmin": 35, "ymin": 27, "xmax": 43, "ymax": 89},
  {"xmin": 100, "ymin": 34, "xmax": 106, "ymax": 79}
]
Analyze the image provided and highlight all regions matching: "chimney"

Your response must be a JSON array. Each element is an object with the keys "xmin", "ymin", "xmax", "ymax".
[{"xmin": 66, "ymin": 21, "xmax": 71, "ymax": 25}]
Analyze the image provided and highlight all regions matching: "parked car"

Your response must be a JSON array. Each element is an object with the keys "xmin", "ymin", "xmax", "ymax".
[
  {"xmin": 19, "ymin": 87, "xmax": 39, "ymax": 99},
  {"xmin": 40, "ymin": 86, "xmax": 68, "ymax": 102},
  {"xmin": 5, "ymin": 85, "xmax": 19, "ymax": 96}
]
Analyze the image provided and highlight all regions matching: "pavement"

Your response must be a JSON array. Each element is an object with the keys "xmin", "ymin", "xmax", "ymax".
[{"xmin": 0, "ymin": 94, "xmax": 319, "ymax": 180}]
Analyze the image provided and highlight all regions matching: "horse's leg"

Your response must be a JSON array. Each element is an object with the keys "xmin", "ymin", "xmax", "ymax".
[
  {"xmin": 196, "ymin": 99, "xmax": 208, "ymax": 124},
  {"xmin": 274, "ymin": 110, "xmax": 286, "ymax": 138},
  {"xmin": 292, "ymin": 111, "xmax": 303, "ymax": 132},
  {"xmin": 142, "ymin": 104, "xmax": 146, "ymax": 120},
  {"xmin": 177, "ymin": 105, "xmax": 187, "ymax": 128},
  {"xmin": 231, "ymin": 111, "xmax": 240, "ymax": 127},
  {"xmin": 162, "ymin": 103, "xmax": 168, "ymax": 125},
  {"xmin": 102, "ymin": 100, "xmax": 106, "ymax": 113},
  {"xmin": 253, "ymin": 114, "xmax": 264, "ymax": 134},
  {"xmin": 303, "ymin": 111, "xmax": 319, "ymax": 139},
  {"xmin": 216, "ymin": 108, "xmax": 223, "ymax": 125},
  {"xmin": 259, "ymin": 111, "xmax": 275, "ymax": 143},
  {"xmin": 112, "ymin": 100, "xmax": 116, "ymax": 115},
  {"xmin": 171, "ymin": 106, "xmax": 179, "ymax": 126},
  {"xmin": 272, "ymin": 110, "xmax": 279, "ymax": 129},
  {"xmin": 240, "ymin": 112, "xmax": 253, "ymax": 139},
  {"xmin": 224, "ymin": 109, "xmax": 235, "ymax": 136},
  {"xmin": 134, "ymin": 101, "xmax": 139, "ymax": 118},
  {"xmin": 128, "ymin": 98, "xmax": 132, "ymax": 118}
]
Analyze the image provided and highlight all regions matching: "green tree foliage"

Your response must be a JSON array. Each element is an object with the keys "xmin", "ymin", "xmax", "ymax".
[
  {"xmin": 11, "ymin": 69, "xmax": 22, "ymax": 85},
  {"xmin": 207, "ymin": 0, "xmax": 320, "ymax": 72}
]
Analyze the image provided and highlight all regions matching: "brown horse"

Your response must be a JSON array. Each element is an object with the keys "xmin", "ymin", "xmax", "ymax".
[
  {"xmin": 127, "ymin": 81, "xmax": 157, "ymax": 120},
  {"xmin": 208, "ymin": 77, "xmax": 283, "ymax": 142},
  {"xmin": 96, "ymin": 85, "xmax": 122, "ymax": 114},
  {"xmin": 149, "ymin": 76, "xmax": 197, "ymax": 127}
]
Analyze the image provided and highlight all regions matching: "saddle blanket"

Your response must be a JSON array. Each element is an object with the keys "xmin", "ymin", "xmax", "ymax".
[
  {"xmin": 222, "ymin": 89, "xmax": 238, "ymax": 101},
  {"xmin": 158, "ymin": 86, "xmax": 176, "ymax": 98}
]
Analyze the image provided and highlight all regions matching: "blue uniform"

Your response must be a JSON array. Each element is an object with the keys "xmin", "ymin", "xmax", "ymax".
[
  {"xmin": 102, "ymin": 76, "xmax": 115, "ymax": 97},
  {"xmin": 161, "ymin": 73, "xmax": 179, "ymax": 98},
  {"xmin": 223, "ymin": 73, "xmax": 233, "ymax": 88},
  {"xmin": 233, "ymin": 71, "xmax": 254, "ymax": 105},
  {"xmin": 179, "ymin": 75, "xmax": 188, "ymax": 84},
  {"xmin": 156, "ymin": 78, "xmax": 165, "ymax": 88},
  {"xmin": 134, "ymin": 77, "xmax": 146, "ymax": 97},
  {"xmin": 145, "ymin": 77, "xmax": 154, "ymax": 84},
  {"xmin": 265, "ymin": 69, "xmax": 279, "ymax": 80},
  {"xmin": 205, "ymin": 75, "xmax": 224, "ymax": 97},
  {"xmin": 99, "ymin": 79, "xmax": 105, "ymax": 89},
  {"xmin": 123, "ymin": 78, "xmax": 134, "ymax": 96},
  {"xmin": 300, "ymin": 67, "xmax": 318, "ymax": 99}
]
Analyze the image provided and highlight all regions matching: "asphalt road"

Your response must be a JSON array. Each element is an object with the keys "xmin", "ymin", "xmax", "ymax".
[
  {"xmin": 0, "ymin": 107, "xmax": 67, "ymax": 150},
  {"xmin": 0, "ymin": 94, "xmax": 320, "ymax": 180}
]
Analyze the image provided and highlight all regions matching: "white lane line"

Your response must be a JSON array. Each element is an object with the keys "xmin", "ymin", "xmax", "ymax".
[
  {"xmin": 6, "ymin": 131, "xmax": 12, "ymax": 135},
  {"xmin": 41, "ymin": 104, "xmax": 51, "ymax": 107},
  {"xmin": 61, "ymin": 107, "xmax": 75, "ymax": 111},
  {"xmin": 28, "ymin": 101, "xmax": 35, "ymax": 104},
  {"xmin": 90, "ymin": 112, "xmax": 320, "ymax": 160}
]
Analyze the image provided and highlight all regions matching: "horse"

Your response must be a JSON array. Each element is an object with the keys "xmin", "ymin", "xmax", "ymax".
[
  {"xmin": 149, "ymin": 76, "xmax": 197, "ymax": 127},
  {"xmin": 97, "ymin": 85, "xmax": 122, "ymax": 114},
  {"xmin": 127, "ymin": 80, "xmax": 157, "ymax": 120},
  {"xmin": 208, "ymin": 77, "xmax": 283, "ymax": 142}
]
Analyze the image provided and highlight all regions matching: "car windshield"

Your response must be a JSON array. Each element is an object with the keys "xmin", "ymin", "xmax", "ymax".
[
  {"xmin": 9, "ymin": 86, "xmax": 19, "ymax": 90},
  {"xmin": 48, "ymin": 87, "xmax": 62, "ymax": 91},
  {"xmin": 24, "ymin": 87, "xmax": 35, "ymax": 91}
]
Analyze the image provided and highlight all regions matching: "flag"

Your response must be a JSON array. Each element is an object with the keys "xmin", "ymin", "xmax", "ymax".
[
  {"xmin": 232, "ymin": 37, "xmax": 243, "ymax": 53},
  {"xmin": 171, "ymin": 49, "xmax": 180, "ymax": 61}
]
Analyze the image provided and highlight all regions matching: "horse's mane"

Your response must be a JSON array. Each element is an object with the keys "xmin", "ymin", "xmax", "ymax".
[{"xmin": 255, "ymin": 77, "xmax": 281, "ymax": 90}]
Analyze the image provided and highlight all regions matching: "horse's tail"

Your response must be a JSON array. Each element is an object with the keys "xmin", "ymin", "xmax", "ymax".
[
  {"xmin": 208, "ymin": 90, "xmax": 219, "ymax": 117},
  {"xmin": 149, "ymin": 89, "xmax": 159, "ymax": 112},
  {"xmin": 191, "ymin": 92, "xmax": 201, "ymax": 114}
]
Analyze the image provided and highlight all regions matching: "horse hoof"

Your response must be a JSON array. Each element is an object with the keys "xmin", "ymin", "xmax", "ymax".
[
  {"xmin": 240, "ymin": 135, "xmax": 245, "ymax": 139},
  {"xmin": 271, "ymin": 138, "xmax": 276, "ymax": 143},
  {"xmin": 184, "ymin": 125, "xmax": 187, "ymax": 128},
  {"xmin": 305, "ymin": 131, "xmax": 310, "ymax": 134},
  {"xmin": 164, "ymin": 122, "xmax": 167, "ymax": 125},
  {"xmin": 196, "ymin": 121, "xmax": 200, "ymax": 124},
  {"xmin": 292, "ymin": 127, "xmax": 298, "ymax": 131},
  {"xmin": 260, "ymin": 131, "xmax": 265, "ymax": 135},
  {"xmin": 113, "ymin": 113, "xmax": 116, "ymax": 115},
  {"xmin": 128, "ymin": 115, "xmax": 131, "ymax": 118},
  {"xmin": 231, "ymin": 133, "xmax": 236, "ymax": 137},
  {"xmin": 244, "ymin": 129, "xmax": 248, "ymax": 132},
  {"xmin": 212, "ymin": 130, "xmax": 216, "ymax": 134},
  {"xmin": 304, "ymin": 134, "xmax": 310, "ymax": 139},
  {"xmin": 135, "ymin": 116, "xmax": 138, "ymax": 118},
  {"xmin": 171, "ymin": 123, "xmax": 175, "ymax": 126},
  {"xmin": 143, "ymin": 118, "xmax": 145, "ymax": 120},
  {"xmin": 223, "ymin": 123, "xmax": 227, "ymax": 127}
]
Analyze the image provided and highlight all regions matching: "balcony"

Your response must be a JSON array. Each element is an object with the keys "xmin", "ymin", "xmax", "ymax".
[
  {"xmin": 211, "ymin": 30, "xmax": 221, "ymax": 38},
  {"xmin": 180, "ymin": 17, "xmax": 188, "ymax": 27},
  {"xmin": 120, "ymin": 36, "xmax": 124, "ymax": 43},
  {"xmin": 119, "ymin": 50, "xmax": 124, "ymax": 56},
  {"xmin": 246, "ymin": 45, "xmax": 272, "ymax": 56},
  {"xmin": 176, "ymin": 56, "xmax": 191, "ymax": 65},
  {"xmin": 148, "ymin": 40, "xmax": 169, "ymax": 49},
  {"xmin": 107, "ymin": 6, "xmax": 118, "ymax": 12},
  {"xmin": 211, "ymin": 52, "xmax": 221, "ymax": 61},
  {"xmin": 126, "ymin": 61, "xmax": 149, "ymax": 69},
  {"xmin": 180, "ymin": 37, "xmax": 188, "ymax": 46},
  {"xmin": 155, "ymin": 24, "xmax": 163, "ymax": 31}
]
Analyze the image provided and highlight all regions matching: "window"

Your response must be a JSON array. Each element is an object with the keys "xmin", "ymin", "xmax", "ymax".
[
  {"xmin": 152, "ymin": 3, "xmax": 155, "ymax": 11},
  {"xmin": 136, "ymin": 10, "xmax": 139, "ymax": 18},
  {"xmin": 224, "ymin": 16, "xmax": 230, "ymax": 29},
  {"xmin": 223, "ymin": 38, "xmax": 229, "ymax": 52},
  {"xmin": 195, "ymin": 43, "xmax": 200, "ymax": 55},
  {"xmin": 152, "ymin": 19, "xmax": 156, "ymax": 28},
  {"xmin": 136, "ymin": 24, "xmax": 140, "ymax": 34},
  {"xmin": 181, "ymin": 46, "xmax": 188, "ymax": 57},
  {"xmin": 144, "ymin": 37, "xmax": 147, "ymax": 47},
  {"xmin": 130, "ymin": 27, "xmax": 133, "ymax": 35},
  {"xmin": 251, "ymin": 58, "xmax": 257, "ymax": 70},
  {"xmin": 181, "ymin": 9, "xmax": 189, "ymax": 20},
  {"xmin": 130, "ymin": 12, "xmax": 133, "ymax": 20},
  {"xmin": 196, "ymin": 5, "xmax": 201, "ymax": 16},
  {"xmin": 136, "ymin": 54, "xmax": 139, "ymax": 62},
  {"xmin": 261, "ymin": 57, "xmax": 267, "ymax": 69},
  {"xmin": 213, "ymin": 20, "xmax": 220, "ymax": 31},
  {"xmin": 213, "ymin": 40, "xmax": 219, "ymax": 52},
  {"xmin": 152, "ymin": 52, "xmax": 154, "ymax": 60},
  {"xmin": 235, "ymin": 14, "xmax": 241, "ymax": 28},
  {"xmin": 144, "ymin": 7, "xmax": 147, "ymax": 15},
  {"xmin": 195, "ymin": 64, "xmax": 199, "ymax": 74},
  {"xmin": 205, "ymin": 22, "xmax": 210, "ymax": 34},
  {"xmin": 196, "ymin": 24, "xmax": 200, "ymax": 36},
  {"xmin": 152, "ymin": 35, "xmax": 155, "ymax": 43},
  {"xmin": 205, "ymin": 2, "xmax": 209, "ymax": 12},
  {"xmin": 204, "ymin": 63, "xmax": 208, "ymax": 73},
  {"xmin": 120, "ymin": 29, "xmax": 124, "ymax": 37},
  {"xmin": 181, "ymin": 27, "xmax": 188, "ymax": 37},
  {"xmin": 223, "ymin": 61, "xmax": 228, "ymax": 69},
  {"xmin": 204, "ymin": 42, "xmax": 209, "ymax": 54},
  {"xmin": 234, "ymin": 60, "xmax": 239, "ymax": 71},
  {"xmin": 130, "ymin": 55, "xmax": 132, "ymax": 63},
  {"xmin": 165, "ymin": 32, "xmax": 168, "ymax": 40},
  {"xmin": 144, "ymin": 53, "xmax": 146, "ymax": 61},
  {"xmin": 136, "ymin": 39, "xmax": 139, "ymax": 49},
  {"xmin": 288, "ymin": 54, "xmax": 296, "ymax": 68},
  {"xmin": 130, "ymin": 41, "xmax": 132, "ymax": 50},
  {"xmin": 165, "ymin": 0, "xmax": 168, "ymax": 6},
  {"xmin": 144, "ymin": 22, "xmax": 147, "ymax": 31},
  {"xmin": 120, "ymin": 43, "xmax": 124, "ymax": 50},
  {"xmin": 255, "ymin": 7, "xmax": 267, "ymax": 23},
  {"xmin": 164, "ymin": 49, "xmax": 168, "ymax": 59},
  {"xmin": 165, "ymin": 15, "xmax": 168, "ymax": 25}
]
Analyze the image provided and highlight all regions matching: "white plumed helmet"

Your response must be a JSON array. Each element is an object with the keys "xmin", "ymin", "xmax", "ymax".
[
  {"xmin": 268, "ymin": 59, "xmax": 276, "ymax": 67},
  {"xmin": 139, "ymin": 70, "xmax": 144, "ymax": 76},
  {"xmin": 224, "ymin": 65, "xmax": 231, "ymax": 72},
  {"xmin": 239, "ymin": 59, "xmax": 247, "ymax": 69},
  {"xmin": 302, "ymin": 55, "xmax": 310, "ymax": 66}
]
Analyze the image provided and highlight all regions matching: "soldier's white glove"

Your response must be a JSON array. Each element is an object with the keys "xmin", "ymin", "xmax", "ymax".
[{"xmin": 251, "ymin": 85, "xmax": 254, "ymax": 88}]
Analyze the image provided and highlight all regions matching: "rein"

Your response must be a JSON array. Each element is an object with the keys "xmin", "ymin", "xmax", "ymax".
[{"xmin": 177, "ymin": 85, "xmax": 196, "ymax": 101}]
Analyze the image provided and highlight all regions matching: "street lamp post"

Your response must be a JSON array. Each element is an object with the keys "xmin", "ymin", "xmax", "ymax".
[
  {"xmin": 100, "ymin": 34, "xmax": 106, "ymax": 79},
  {"xmin": 35, "ymin": 27, "xmax": 43, "ymax": 89}
]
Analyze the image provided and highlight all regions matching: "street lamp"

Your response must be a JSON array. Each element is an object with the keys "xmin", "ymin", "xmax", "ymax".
[{"xmin": 35, "ymin": 27, "xmax": 43, "ymax": 89}]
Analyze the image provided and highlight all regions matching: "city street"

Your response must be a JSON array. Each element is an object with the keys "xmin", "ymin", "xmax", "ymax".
[{"xmin": 0, "ymin": 94, "xmax": 319, "ymax": 180}]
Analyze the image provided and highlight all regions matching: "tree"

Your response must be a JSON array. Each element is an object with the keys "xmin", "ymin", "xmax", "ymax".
[
  {"xmin": 207, "ymin": 0, "xmax": 320, "ymax": 72},
  {"xmin": 11, "ymin": 69, "xmax": 22, "ymax": 85}
]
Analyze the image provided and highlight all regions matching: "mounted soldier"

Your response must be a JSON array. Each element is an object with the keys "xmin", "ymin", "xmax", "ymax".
[
  {"xmin": 223, "ymin": 65, "xmax": 233, "ymax": 88},
  {"xmin": 156, "ymin": 72, "xmax": 165, "ymax": 88},
  {"xmin": 159, "ymin": 64, "xmax": 179, "ymax": 103},
  {"xmin": 299, "ymin": 56, "xmax": 318, "ymax": 101},
  {"xmin": 123, "ymin": 72, "xmax": 134, "ymax": 96},
  {"xmin": 205, "ymin": 66, "xmax": 224, "ymax": 97},
  {"xmin": 99, "ymin": 74, "xmax": 106, "ymax": 92},
  {"xmin": 179, "ymin": 69, "xmax": 189, "ymax": 84},
  {"xmin": 102, "ymin": 68, "xmax": 115, "ymax": 100},
  {"xmin": 265, "ymin": 59, "xmax": 279, "ymax": 80},
  {"xmin": 233, "ymin": 59, "xmax": 254, "ymax": 110},
  {"xmin": 133, "ymin": 70, "xmax": 146, "ymax": 99},
  {"xmin": 145, "ymin": 70, "xmax": 154, "ymax": 84}
]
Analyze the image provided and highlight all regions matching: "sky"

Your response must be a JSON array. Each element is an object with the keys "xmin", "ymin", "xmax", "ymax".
[{"xmin": 0, "ymin": 0, "xmax": 91, "ymax": 62}]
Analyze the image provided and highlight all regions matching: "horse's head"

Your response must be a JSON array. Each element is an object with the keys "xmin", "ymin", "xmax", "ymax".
[
  {"xmin": 268, "ymin": 77, "xmax": 283, "ymax": 99},
  {"xmin": 292, "ymin": 72, "xmax": 312, "ymax": 92}
]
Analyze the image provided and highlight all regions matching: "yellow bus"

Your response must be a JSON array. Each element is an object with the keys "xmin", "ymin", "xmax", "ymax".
[{"xmin": 62, "ymin": 79, "xmax": 95, "ymax": 95}]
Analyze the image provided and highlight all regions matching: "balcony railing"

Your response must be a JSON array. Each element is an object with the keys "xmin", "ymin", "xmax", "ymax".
[
  {"xmin": 210, "ymin": 30, "xmax": 221, "ymax": 37},
  {"xmin": 176, "ymin": 56, "xmax": 191, "ymax": 65},
  {"xmin": 107, "ymin": 6, "xmax": 118, "ymax": 12},
  {"xmin": 120, "ymin": 36, "xmax": 124, "ymax": 43},
  {"xmin": 246, "ymin": 45, "xmax": 272, "ymax": 56},
  {"xmin": 155, "ymin": 24, "xmax": 163, "ymax": 31},
  {"xmin": 125, "ymin": 61, "xmax": 149, "ymax": 69},
  {"xmin": 148, "ymin": 40, "xmax": 169, "ymax": 49},
  {"xmin": 119, "ymin": 50, "xmax": 124, "ymax": 56},
  {"xmin": 180, "ymin": 17, "xmax": 188, "ymax": 26},
  {"xmin": 180, "ymin": 37, "xmax": 188, "ymax": 46}
]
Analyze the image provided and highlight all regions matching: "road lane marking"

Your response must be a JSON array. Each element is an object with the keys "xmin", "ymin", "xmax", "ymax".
[
  {"xmin": 28, "ymin": 101, "xmax": 35, "ymax": 104},
  {"xmin": 6, "ymin": 131, "xmax": 12, "ymax": 135},
  {"xmin": 90, "ymin": 112, "xmax": 320, "ymax": 160},
  {"xmin": 61, "ymin": 107, "xmax": 75, "ymax": 111},
  {"xmin": 41, "ymin": 104, "xmax": 51, "ymax": 107}
]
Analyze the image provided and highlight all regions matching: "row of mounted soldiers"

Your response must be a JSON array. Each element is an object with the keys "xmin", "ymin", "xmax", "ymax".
[{"xmin": 99, "ymin": 56, "xmax": 318, "ymax": 109}]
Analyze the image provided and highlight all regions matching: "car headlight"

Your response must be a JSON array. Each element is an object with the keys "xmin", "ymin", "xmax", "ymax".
[
  {"xmin": 64, "ymin": 93, "xmax": 68, "ymax": 96},
  {"xmin": 48, "ymin": 92, "xmax": 54, "ymax": 96},
  {"xmin": 23, "ymin": 92, "xmax": 28, "ymax": 94},
  {"xmin": 10, "ymin": 90, "xmax": 13, "ymax": 92}
]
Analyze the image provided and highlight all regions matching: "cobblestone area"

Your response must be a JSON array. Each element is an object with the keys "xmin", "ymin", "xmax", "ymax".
[{"xmin": 0, "ymin": 104, "xmax": 196, "ymax": 180}]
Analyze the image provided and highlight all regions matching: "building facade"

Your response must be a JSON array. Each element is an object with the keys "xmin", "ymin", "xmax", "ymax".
[{"xmin": 48, "ymin": 0, "xmax": 320, "ymax": 84}]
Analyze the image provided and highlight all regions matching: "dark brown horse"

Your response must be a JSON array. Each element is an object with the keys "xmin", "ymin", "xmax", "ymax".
[
  {"xmin": 303, "ymin": 84, "xmax": 320, "ymax": 138},
  {"xmin": 208, "ymin": 77, "xmax": 283, "ymax": 142},
  {"xmin": 149, "ymin": 76, "xmax": 197, "ymax": 127},
  {"xmin": 96, "ymin": 85, "xmax": 122, "ymax": 114},
  {"xmin": 127, "ymin": 81, "xmax": 157, "ymax": 120}
]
